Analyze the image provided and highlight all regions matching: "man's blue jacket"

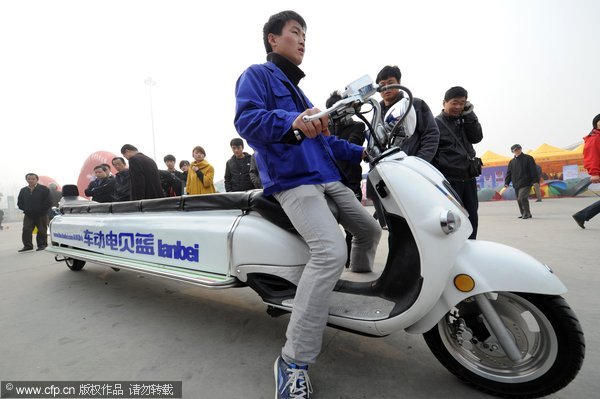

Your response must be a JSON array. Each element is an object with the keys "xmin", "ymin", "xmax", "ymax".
[{"xmin": 234, "ymin": 62, "xmax": 364, "ymax": 196}]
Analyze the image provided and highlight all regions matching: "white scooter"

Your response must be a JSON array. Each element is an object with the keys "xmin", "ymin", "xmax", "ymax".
[{"xmin": 48, "ymin": 75, "xmax": 584, "ymax": 398}]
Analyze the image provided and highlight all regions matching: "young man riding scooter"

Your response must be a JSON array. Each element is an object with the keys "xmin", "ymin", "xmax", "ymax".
[{"xmin": 234, "ymin": 10, "xmax": 382, "ymax": 399}]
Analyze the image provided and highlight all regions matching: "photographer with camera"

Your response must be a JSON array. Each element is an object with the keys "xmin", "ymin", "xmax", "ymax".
[{"xmin": 433, "ymin": 86, "xmax": 483, "ymax": 239}]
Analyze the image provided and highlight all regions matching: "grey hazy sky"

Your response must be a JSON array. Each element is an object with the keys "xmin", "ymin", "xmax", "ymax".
[{"xmin": 1, "ymin": 0, "xmax": 599, "ymax": 204}]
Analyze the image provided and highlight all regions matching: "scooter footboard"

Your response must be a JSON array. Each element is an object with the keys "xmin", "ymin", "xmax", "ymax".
[{"xmin": 404, "ymin": 240, "xmax": 567, "ymax": 334}]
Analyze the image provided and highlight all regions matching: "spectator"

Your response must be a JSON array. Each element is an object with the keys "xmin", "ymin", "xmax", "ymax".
[
  {"xmin": 179, "ymin": 160, "xmax": 190, "ymax": 191},
  {"xmin": 0, "ymin": 209, "xmax": 4, "ymax": 230},
  {"xmin": 572, "ymin": 113, "xmax": 600, "ymax": 228},
  {"xmin": 17, "ymin": 173, "xmax": 51, "ymax": 252},
  {"xmin": 161, "ymin": 154, "xmax": 185, "ymax": 196},
  {"xmin": 224, "ymin": 138, "xmax": 255, "ymax": 192},
  {"xmin": 234, "ymin": 10, "xmax": 381, "ymax": 398},
  {"xmin": 504, "ymin": 144, "xmax": 539, "ymax": 219},
  {"xmin": 249, "ymin": 154, "xmax": 263, "ymax": 189},
  {"xmin": 47, "ymin": 183, "xmax": 63, "ymax": 220},
  {"xmin": 433, "ymin": 86, "xmax": 483, "ymax": 239},
  {"xmin": 326, "ymin": 90, "xmax": 366, "ymax": 267},
  {"xmin": 84, "ymin": 165, "xmax": 116, "ymax": 203},
  {"xmin": 120, "ymin": 144, "xmax": 164, "ymax": 200},
  {"xmin": 376, "ymin": 65, "xmax": 439, "ymax": 162},
  {"xmin": 111, "ymin": 157, "xmax": 131, "ymax": 201},
  {"xmin": 186, "ymin": 146, "xmax": 216, "ymax": 195}
]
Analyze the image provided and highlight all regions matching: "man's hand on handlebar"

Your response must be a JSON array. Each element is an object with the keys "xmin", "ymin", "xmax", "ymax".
[{"xmin": 293, "ymin": 108, "xmax": 330, "ymax": 139}]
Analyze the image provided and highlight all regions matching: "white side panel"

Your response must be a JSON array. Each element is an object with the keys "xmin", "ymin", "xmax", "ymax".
[
  {"xmin": 50, "ymin": 210, "xmax": 240, "ymax": 275},
  {"xmin": 232, "ymin": 213, "xmax": 309, "ymax": 269}
]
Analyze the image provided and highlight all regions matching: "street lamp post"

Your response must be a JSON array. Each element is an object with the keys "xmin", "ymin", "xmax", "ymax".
[{"xmin": 144, "ymin": 77, "xmax": 157, "ymax": 160}]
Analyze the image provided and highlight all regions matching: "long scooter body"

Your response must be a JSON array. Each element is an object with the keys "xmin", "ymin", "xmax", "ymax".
[{"xmin": 48, "ymin": 149, "xmax": 566, "ymax": 337}]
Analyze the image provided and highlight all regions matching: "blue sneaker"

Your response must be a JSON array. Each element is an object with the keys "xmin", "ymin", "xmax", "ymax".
[{"xmin": 274, "ymin": 356, "xmax": 312, "ymax": 398}]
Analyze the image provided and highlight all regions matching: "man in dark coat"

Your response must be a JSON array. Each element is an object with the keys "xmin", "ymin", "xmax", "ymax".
[
  {"xmin": 504, "ymin": 144, "xmax": 539, "ymax": 219},
  {"xmin": 120, "ymin": 144, "xmax": 164, "ymax": 200},
  {"xmin": 111, "ymin": 157, "xmax": 131, "ymax": 201},
  {"xmin": 224, "ymin": 138, "xmax": 255, "ymax": 192},
  {"xmin": 84, "ymin": 165, "xmax": 116, "ymax": 203},
  {"xmin": 376, "ymin": 65, "xmax": 439, "ymax": 162},
  {"xmin": 433, "ymin": 86, "xmax": 483, "ymax": 239},
  {"xmin": 326, "ymin": 91, "xmax": 367, "ymax": 267},
  {"xmin": 17, "ymin": 173, "xmax": 51, "ymax": 252}
]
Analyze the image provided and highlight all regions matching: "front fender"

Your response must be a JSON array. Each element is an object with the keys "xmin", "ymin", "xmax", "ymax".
[{"xmin": 405, "ymin": 240, "xmax": 567, "ymax": 334}]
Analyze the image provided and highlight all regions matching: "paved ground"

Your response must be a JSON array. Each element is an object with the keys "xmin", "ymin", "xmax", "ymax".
[{"xmin": 0, "ymin": 197, "xmax": 598, "ymax": 398}]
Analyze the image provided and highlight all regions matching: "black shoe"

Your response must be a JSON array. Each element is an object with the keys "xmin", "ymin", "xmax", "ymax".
[
  {"xmin": 18, "ymin": 247, "xmax": 34, "ymax": 253},
  {"xmin": 518, "ymin": 215, "xmax": 523, "ymax": 219},
  {"xmin": 36, "ymin": 246, "xmax": 47, "ymax": 251},
  {"xmin": 572, "ymin": 215, "xmax": 585, "ymax": 229},
  {"xmin": 536, "ymin": 199, "xmax": 542, "ymax": 202},
  {"xmin": 523, "ymin": 214, "xmax": 532, "ymax": 219}
]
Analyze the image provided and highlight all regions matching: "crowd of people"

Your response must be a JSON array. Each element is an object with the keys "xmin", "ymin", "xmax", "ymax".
[{"xmin": 11, "ymin": 9, "xmax": 599, "ymax": 398}]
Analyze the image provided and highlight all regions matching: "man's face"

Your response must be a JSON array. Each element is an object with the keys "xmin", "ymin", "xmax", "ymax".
[
  {"xmin": 193, "ymin": 151, "xmax": 205, "ymax": 162},
  {"xmin": 269, "ymin": 20, "xmax": 305, "ymax": 66},
  {"xmin": 122, "ymin": 150, "xmax": 132, "ymax": 160},
  {"xmin": 512, "ymin": 148, "xmax": 522, "ymax": 156},
  {"xmin": 94, "ymin": 168, "xmax": 108, "ymax": 179},
  {"xmin": 231, "ymin": 145, "xmax": 244, "ymax": 158},
  {"xmin": 26, "ymin": 175, "xmax": 38, "ymax": 187},
  {"xmin": 443, "ymin": 97, "xmax": 467, "ymax": 117},
  {"xmin": 378, "ymin": 77, "xmax": 400, "ymax": 105},
  {"xmin": 165, "ymin": 160, "xmax": 175, "ymax": 170},
  {"xmin": 180, "ymin": 163, "xmax": 189, "ymax": 172},
  {"xmin": 112, "ymin": 159, "xmax": 126, "ymax": 172}
]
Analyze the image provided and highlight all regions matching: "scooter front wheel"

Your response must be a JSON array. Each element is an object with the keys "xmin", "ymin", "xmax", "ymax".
[{"xmin": 423, "ymin": 292, "xmax": 584, "ymax": 398}]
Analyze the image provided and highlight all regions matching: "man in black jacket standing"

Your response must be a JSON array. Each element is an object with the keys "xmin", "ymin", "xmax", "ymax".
[
  {"xmin": 111, "ymin": 157, "xmax": 131, "ymax": 201},
  {"xmin": 120, "ymin": 144, "xmax": 164, "ymax": 200},
  {"xmin": 504, "ymin": 144, "xmax": 539, "ymax": 219},
  {"xmin": 433, "ymin": 86, "xmax": 483, "ymax": 238},
  {"xmin": 224, "ymin": 138, "xmax": 255, "ymax": 192},
  {"xmin": 17, "ymin": 173, "xmax": 51, "ymax": 252}
]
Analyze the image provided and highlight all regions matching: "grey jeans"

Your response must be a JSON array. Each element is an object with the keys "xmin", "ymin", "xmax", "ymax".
[{"xmin": 274, "ymin": 181, "xmax": 382, "ymax": 365}]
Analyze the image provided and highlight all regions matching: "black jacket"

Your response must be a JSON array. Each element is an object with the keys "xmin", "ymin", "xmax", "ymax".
[
  {"xmin": 380, "ymin": 96, "xmax": 439, "ymax": 162},
  {"xmin": 129, "ymin": 152, "xmax": 164, "ymax": 200},
  {"xmin": 18, "ymin": 184, "xmax": 51, "ymax": 217},
  {"xmin": 433, "ymin": 111, "xmax": 483, "ymax": 181},
  {"xmin": 505, "ymin": 153, "xmax": 539, "ymax": 191},
  {"xmin": 331, "ymin": 120, "xmax": 366, "ymax": 197},
  {"xmin": 224, "ymin": 152, "xmax": 255, "ymax": 192},
  {"xmin": 113, "ymin": 169, "xmax": 131, "ymax": 202},
  {"xmin": 249, "ymin": 155, "xmax": 262, "ymax": 189},
  {"xmin": 84, "ymin": 176, "xmax": 116, "ymax": 203}
]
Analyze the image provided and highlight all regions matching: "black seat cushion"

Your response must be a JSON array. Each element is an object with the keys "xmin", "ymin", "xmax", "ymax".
[
  {"xmin": 88, "ymin": 203, "xmax": 112, "ymax": 213},
  {"xmin": 112, "ymin": 201, "xmax": 142, "ymax": 213},
  {"xmin": 141, "ymin": 197, "xmax": 182, "ymax": 212},
  {"xmin": 183, "ymin": 191, "xmax": 256, "ymax": 211}
]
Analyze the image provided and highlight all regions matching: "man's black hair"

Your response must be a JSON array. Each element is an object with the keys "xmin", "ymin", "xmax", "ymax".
[
  {"xmin": 112, "ymin": 157, "xmax": 126, "ymax": 164},
  {"xmin": 263, "ymin": 10, "xmax": 306, "ymax": 53},
  {"xmin": 179, "ymin": 160, "xmax": 190, "ymax": 168},
  {"xmin": 120, "ymin": 144, "xmax": 138, "ymax": 154},
  {"xmin": 230, "ymin": 138, "xmax": 244, "ymax": 148},
  {"xmin": 326, "ymin": 91, "xmax": 342, "ymax": 108},
  {"xmin": 376, "ymin": 65, "xmax": 401, "ymax": 83},
  {"xmin": 94, "ymin": 164, "xmax": 107, "ymax": 171},
  {"xmin": 164, "ymin": 154, "xmax": 176, "ymax": 163},
  {"xmin": 25, "ymin": 173, "xmax": 39, "ymax": 180}
]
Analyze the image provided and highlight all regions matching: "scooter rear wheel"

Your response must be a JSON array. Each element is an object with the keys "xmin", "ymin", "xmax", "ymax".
[
  {"xmin": 423, "ymin": 292, "xmax": 584, "ymax": 398},
  {"xmin": 65, "ymin": 258, "xmax": 85, "ymax": 271}
]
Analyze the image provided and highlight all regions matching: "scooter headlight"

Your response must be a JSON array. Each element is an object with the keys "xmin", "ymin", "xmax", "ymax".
[{"xmin": 440, "ymin": 210, "xmax": 460, "ymax": 234}]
